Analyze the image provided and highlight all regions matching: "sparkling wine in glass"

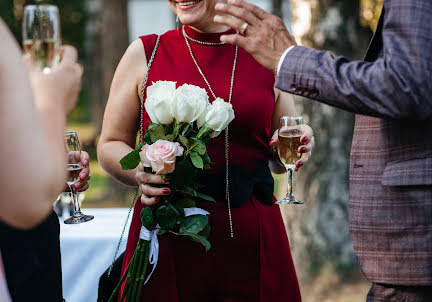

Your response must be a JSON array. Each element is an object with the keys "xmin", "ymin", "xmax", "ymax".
[
  {"xmin": 276, "ymin": 116, "xmax": 304, "ymax": 205},
  {"xmin": 22, "ymin": 5, "xmax": 61, "ymax": 73},
  {"xmin": 64, "ymin": 131, "xmax": 94, "ymax": 224}
]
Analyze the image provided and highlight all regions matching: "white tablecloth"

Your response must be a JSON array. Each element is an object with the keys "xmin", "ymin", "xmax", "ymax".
[{"xmin": 60, "ymin": 208, "xmax": 132, "ymax": 302}]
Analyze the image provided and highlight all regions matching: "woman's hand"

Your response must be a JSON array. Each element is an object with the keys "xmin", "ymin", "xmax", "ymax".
[
  {"xmin": 65, "ymin": 151, "xmax": 91, "ymax": 192},
  {"xmin": 75, "ymin": 151, "xmax": 91, "ymax": 192},
  {"xmin": 269, "ymin": 124, "xmax": 315, "ymax": 171},
  {"xmin": 135, "ymin": 163, "xmax": 171, "ymax": 206}
]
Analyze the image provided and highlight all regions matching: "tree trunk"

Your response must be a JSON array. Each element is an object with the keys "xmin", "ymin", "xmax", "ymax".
[
  {"xmin": 282, "ymin": 0, "xmax": 372, "ymax": 280},
  {"xmin": 85, "ymin": 0, "xmax": 131, "ymax": 202}
]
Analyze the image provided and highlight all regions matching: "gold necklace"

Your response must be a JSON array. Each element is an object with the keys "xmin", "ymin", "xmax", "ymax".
[{"xmin": 183, "ymin": 25, "xmax": 238, "ymax": 238}]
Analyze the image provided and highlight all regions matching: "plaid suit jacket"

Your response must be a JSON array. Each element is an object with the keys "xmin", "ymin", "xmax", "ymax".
[{"xmin": 276, "ymin": 0, "xmax": 432, "ymax": 285}]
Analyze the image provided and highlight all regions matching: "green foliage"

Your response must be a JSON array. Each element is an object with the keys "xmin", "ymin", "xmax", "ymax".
[
  {"xmin": 140, "ymin": 207, "xmax": 155, "ymax": 231},
  {"xmin": 120, "ymin": 148, "xmax": 142, "ymax": 170},
  {"xmin": 173, "ymin": 232, "xmax": 211, "ymax": 252},
  {"xmin": 155, "ymin": 205, "xmax": 177, "ymax": 230},
  {"xmin": 169, "ymin": 158, "xmax": 196, "ymax": 190},
  {"xmin": 190, "ymin": 152, "xmax": 204, "ymax": 169},
  {"xmin": 0, "ymin": 0, "xmax": 17, "ymax": 36},
  {"xmin": 180, "ymin": 215, "xmax": 208, "ymax": 234}
]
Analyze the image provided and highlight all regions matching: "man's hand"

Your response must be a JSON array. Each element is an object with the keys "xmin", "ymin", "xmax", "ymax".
[{"xmin": 214, "ymin": 0, "xmax": 296, "ymax": 73}]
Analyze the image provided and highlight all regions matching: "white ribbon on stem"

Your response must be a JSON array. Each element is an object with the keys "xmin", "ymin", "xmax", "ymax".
[{"xmin": 138, "ymin": 207, "xmax": 209, "ymax": 284}]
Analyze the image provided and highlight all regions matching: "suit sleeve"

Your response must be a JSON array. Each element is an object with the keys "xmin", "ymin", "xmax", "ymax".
[{"xmin": 275, "ymin": 0, "xmax": 432, "ymax": 120}]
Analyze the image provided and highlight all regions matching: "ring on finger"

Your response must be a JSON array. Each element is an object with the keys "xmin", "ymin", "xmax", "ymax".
[{"xmin": 240, "ymin": 22, "xmax": 249, "ymax": 35}]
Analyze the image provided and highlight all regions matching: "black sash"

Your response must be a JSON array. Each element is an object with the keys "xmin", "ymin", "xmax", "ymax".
[{"xmin": 198, "ymin": 163, "xmax": 274, "ymax": 208}]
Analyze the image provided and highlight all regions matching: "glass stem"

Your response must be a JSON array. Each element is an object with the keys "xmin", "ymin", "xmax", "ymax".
[
  {"xmin": 286, "ymin": 168, "xmax": 294, "ymax": 200},
  {"xmin": 68, "ymin": 183, "xmax": 82, "ymax": 216}
]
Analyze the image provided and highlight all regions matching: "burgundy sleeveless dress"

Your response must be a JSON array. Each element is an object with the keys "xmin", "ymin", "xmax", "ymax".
[{"xmin": 120, "ymin": 26, "xmax": 301, "ymax": 302}]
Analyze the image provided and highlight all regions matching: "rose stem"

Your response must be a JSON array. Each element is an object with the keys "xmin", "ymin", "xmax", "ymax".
[
  {"xmin": 120, "ymin": 247, "xmax": 139, "ymax": 302},
  {"xmin": 130, "ymin": 240, "xmax": 147, "ymax": 301},
  {"xmin": 107, "ymin": 252, "xmax": 135, "ymax": 302},
  {"xmin": 125, "ymin": 240, "xmax": 142, "ymax": 302},
  {"xmin": 135, "ymin": 242, "xmax": 151, "ymax": 301}
]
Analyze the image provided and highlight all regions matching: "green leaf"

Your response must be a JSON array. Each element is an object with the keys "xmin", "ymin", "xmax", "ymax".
[
  {"xmin": 177, "ymin": 232, "xmax": 211, "ymax": 252},
  {"xmin": 172, "ymin": 203, "xmax": 185, "ymax": 221},
  {"xmin": 189, "ymin": 138, "xmax": 206, "ymax": 155},
  {"xmin": 190, "ymin": 152, "xmax": 204, "ymax": 169},
  {"xmin": 181, "ymin": 187, "xmax": 216, "ymax": 202},
  {"xmin": 180, "ymin": 215, "xmax": 208, "ymax": 234},
  {"xmin": 163, "ymin": 134, "xmax": 174, "ymax": 142},
  {"xmin": 144, "ymin": 131, "xmax": 152, "ymax": 144},
  {"xmin": 179, "ymin": 135, "xmax": 189, "ymax": 148},
  {"xmin": 148, "ymin": 123, "xmax": 165, "ymax": 143},
  {"xmin": 155, "ymin": 205, "xmax": 178, "ymax": 230},
  {"xmin": 175, "ymin": 198, "xmax": 196, "ymax": 208},
  {"xmin": 195, "ymin": 191, "xmax": 216, "ymax": 202},
  {"xmin": 120, "ymin": 148, "xmax": 141, "ymax": 170},
  {"xmin": 202, "ymin": 153, "xmax": 211, "ymax": 164},
  {"xmin": 170, "ymin": 159, "xmax": 196, "ymax": 190},
  {"xmin": 140, "ymin": 207, "xmax": 155, "ymax": 231},
  {"xmin": 198, "ymin": 223, "xmax": 211, "ymax": 239}
]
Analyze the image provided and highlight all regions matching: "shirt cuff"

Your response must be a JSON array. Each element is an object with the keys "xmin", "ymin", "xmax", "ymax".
[{"xmin": 276, "ymin": 46, "xmax": 296, "ymax": 76}]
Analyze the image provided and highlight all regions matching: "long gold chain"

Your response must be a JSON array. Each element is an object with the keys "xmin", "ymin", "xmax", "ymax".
[{"xmin": 183, "ymin": 26, "xmax": 238, "ymax": 238}]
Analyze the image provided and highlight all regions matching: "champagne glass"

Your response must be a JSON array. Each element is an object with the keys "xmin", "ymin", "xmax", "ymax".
[
  {"xmin": 64, "ymin": 131, "xmax": 94, "ymax": 224},
  {"xmin": 276, "ymin": 116, "xmax": 304, "ymax": 205},
  {"xmin": 22, "ymin": 4, "xmax": 61, "ymax": 73}
]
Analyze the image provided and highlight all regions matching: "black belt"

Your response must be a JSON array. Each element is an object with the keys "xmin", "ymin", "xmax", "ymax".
[{"xmin": 198, "ymin": 163, "xmax": 274, "ymax": 208}]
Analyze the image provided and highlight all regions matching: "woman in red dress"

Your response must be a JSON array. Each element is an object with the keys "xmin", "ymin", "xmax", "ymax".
[{"xmin": 98, "ymin": 1, "xmax": 314, "ymax": 301}]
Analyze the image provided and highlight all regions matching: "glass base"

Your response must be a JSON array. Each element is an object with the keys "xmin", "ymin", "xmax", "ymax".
[
  {"xmin": 276, "ymin": 196, "xmax": 304, "ymax": 205},
  {"xmin": 64, "ymin": 214, "xmax": 94, "ymax": 224}
]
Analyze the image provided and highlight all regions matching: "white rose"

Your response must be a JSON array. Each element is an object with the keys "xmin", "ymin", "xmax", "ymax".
[
  {"xmin": 204, "ymin": 98, "xmax": 235, "ymax": 137},
  {"xmin": 196, "ymin": 105, "xmax": 209, "ymax": 129},
  {"xmin": 171, "ymin": 84, "xmax": 209, "ymax": 123},
  {"xmin": 144, "ymin": 81, "xmax": 176, "ymax": 124}
]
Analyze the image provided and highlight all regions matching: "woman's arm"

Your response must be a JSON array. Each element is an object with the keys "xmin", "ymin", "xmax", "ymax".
[
  {"xmin": 97, "ymin": 39, "xmax": 150, "ymax": 187},
  {"xmin": 0, "ymin": 20, "xmax": 82, "ymax": 229}
]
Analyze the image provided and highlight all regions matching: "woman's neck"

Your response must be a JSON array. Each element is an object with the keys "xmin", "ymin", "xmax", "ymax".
[{"xmin": 189, "ymin": 23, "xmax": 231, "ymax": 33}]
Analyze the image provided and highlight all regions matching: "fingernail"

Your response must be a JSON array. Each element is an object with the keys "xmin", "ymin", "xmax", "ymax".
[
  {"xmin": 299, "ymin": 147, "xmax": 306, "ymax": 153},
  {"xmin": 215, "ymin": 3, "xmax": 225, "ymax": 9},
  {"xmin": 214, "ymin": 15, "xmax": 222, "ymax": 22},
  {"xmin": 297, "ymin": 161, "xmax": 303, "ymax": 167},
  {"xmin": 154, "ymin": 197, "xmax": 160, "ymax": 202},
  {"xmin": 301, "ymin": 137, "xmax": 308, "ymax": 143},
  {"xmin": 163, "ymin": 188, "xmax": 171, "ymax": 195},
  {"xmin": 164, "ymin": 177, "xmax": 170, "ymax": 182},
  {"xmin": 74, "ymin": 182, "xmax": 80, "ymax": 188},
  {"xmin": 83, "ymin": 160, "xmax": 88, "ymax": 166}
]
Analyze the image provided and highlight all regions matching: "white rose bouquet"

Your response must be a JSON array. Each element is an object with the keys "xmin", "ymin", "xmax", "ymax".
[{"xmin": 109, "ymin": 81, "xmax": 234, "ymax": 302}]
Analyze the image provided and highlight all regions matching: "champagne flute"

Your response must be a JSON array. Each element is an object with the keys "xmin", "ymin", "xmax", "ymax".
[
  {"xmin": 276, "ymin": 116, "xmax": 304, "ymax": 205},
  {"xmin": 64, "ymin": 131, "xmax": 94, "ymax": 224},
  {"xmin": 22, "ymin": 4, "xmax": 61, "ymax": 73}
]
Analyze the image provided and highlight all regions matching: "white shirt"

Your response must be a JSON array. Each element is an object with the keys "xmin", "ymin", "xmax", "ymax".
[{"xmin": 276, "ymin": 46, "xmax": 296, "ymax": 76}]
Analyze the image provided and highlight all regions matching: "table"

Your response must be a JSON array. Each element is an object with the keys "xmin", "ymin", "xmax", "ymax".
[{"xmin": 60, "ymin": 208, "xmax": 132, "ymax": 302}]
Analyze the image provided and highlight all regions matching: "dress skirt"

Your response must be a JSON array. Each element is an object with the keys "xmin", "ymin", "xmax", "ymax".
[{"xmin": 120, "ymin": 196, "xmax": 302, "ymax": 302}]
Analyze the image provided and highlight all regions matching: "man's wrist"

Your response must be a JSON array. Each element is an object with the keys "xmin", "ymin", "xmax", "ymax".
[{"xmin": 276, "ymin": 46, "xmax": 296, "ymax": 77}]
